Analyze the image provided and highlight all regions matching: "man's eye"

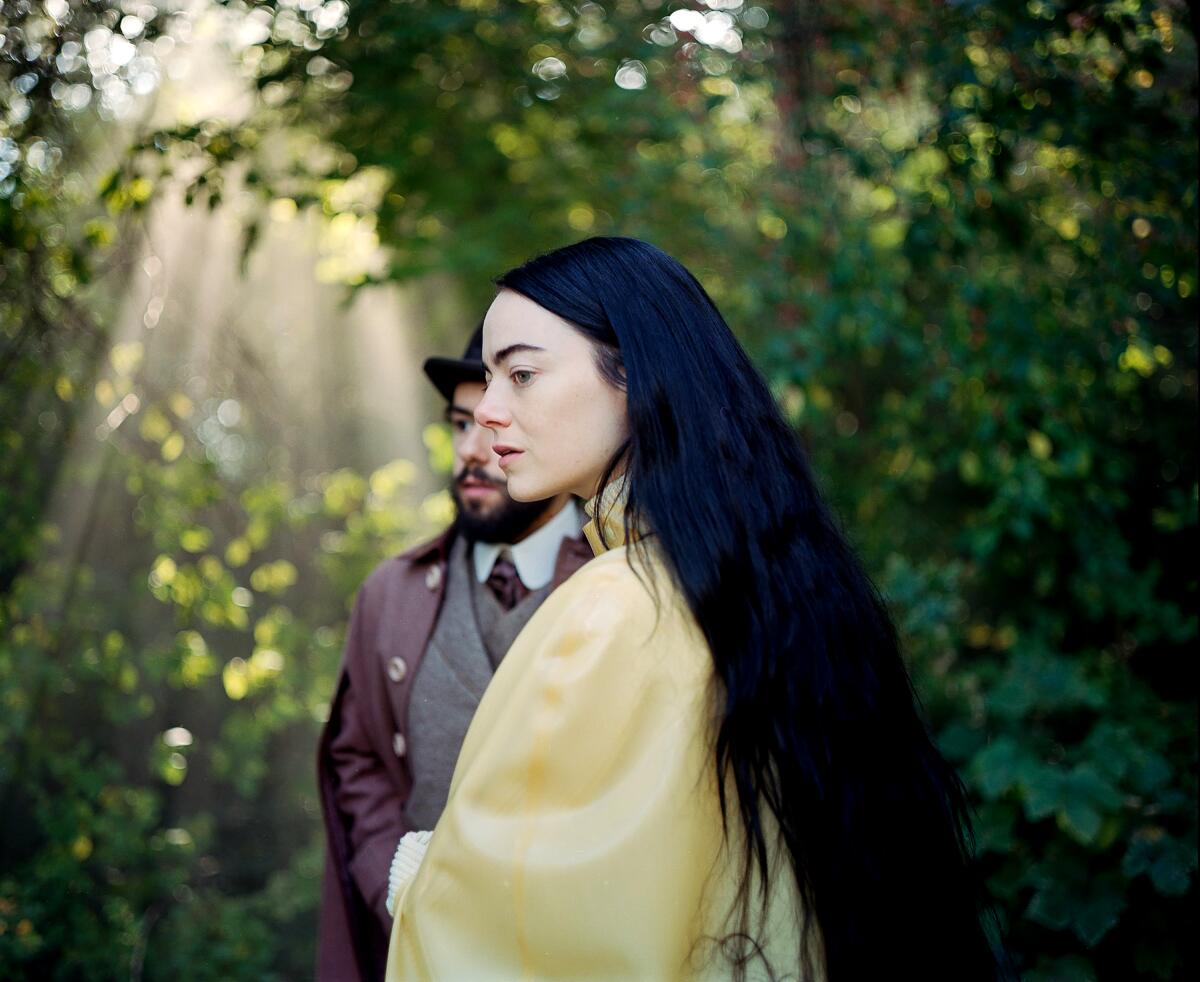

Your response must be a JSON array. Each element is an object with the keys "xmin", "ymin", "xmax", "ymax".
[{"xmin": 512, "ymin": 370, "xmax": 534, "ymax": 386}]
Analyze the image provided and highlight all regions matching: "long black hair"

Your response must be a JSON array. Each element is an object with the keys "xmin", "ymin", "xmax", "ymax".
[{"xmin": 497, "ymin": 237, "xmax": 1000, "ymax": 980}]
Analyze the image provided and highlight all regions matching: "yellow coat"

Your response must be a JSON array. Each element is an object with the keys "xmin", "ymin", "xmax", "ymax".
[{"xmin": 386, "ymin": 495, "xmax": 813, "ymax": 980}]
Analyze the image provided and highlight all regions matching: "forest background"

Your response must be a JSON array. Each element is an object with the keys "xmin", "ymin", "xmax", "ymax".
[{"xmin": 1, "ymin": 1, "xmax": 1195, "ymax": 979}]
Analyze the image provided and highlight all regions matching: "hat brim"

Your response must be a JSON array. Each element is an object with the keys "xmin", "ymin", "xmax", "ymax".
[{"xmin": 423, "ymin": 356, "xmax": 486, "ymax": 404}]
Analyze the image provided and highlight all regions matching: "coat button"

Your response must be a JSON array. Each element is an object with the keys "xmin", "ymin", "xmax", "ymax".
[
  {"xmin": 393, "ymin": 732, "xmax": 407, "ymax": 757},
  {"xmin": 425, "ymin": 565, "xmax": 442, "ymax": 591},
  {"xmin": 387, "ymin": 656, "xmax": 407, "ymax": 683}
]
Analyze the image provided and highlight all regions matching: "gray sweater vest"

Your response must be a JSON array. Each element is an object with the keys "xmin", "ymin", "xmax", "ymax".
[{"xmin": 401, "ymin": 535, "xmax": 552, "ymax": 830}]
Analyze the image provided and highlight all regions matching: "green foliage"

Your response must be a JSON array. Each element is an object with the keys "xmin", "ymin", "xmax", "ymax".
[
  {"xmin": 127, "ymin": 0, "xmax": 778, "ymax": 308},
  {"xmin": 0, "ymin": 382, "xmax": 444, "ymax": 977},
  {"xmin": 755, "ymin": 3, "xmax": 1197, "ymax": 978},
  {"xmin": 2, "ymin": 1, "xmax": 1196, "ymax": 979},
  {"xmin": 0, "ymin": 1, "xmax": 174, "ymax": 593}
]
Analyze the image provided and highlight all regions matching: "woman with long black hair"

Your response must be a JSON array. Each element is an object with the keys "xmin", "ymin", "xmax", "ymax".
[{"xmin": 385, "ymin": 237, "xmax": 1000, "ymax": 980}]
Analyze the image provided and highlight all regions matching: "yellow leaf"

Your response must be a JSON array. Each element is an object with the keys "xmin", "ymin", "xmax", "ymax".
[
  {"xmin": 109, "ymin": 342, "xmax": 144, "ymax": 377},
  {"xmin": 223, "ymin": 658, "xmax": 249, "ymax": 700},
  {"xmin": 139, "ymin": 407, "xmax": 172, "ymax": 443},
  {"xmin": 128, "ymin": 177, "xmax": 154, "ymax": 203},
  {"xmin": 149, "ymin": 556, "xmax": 177, "ymax": 587},
  {"xmin": 868, "ymin": 217, "xmax": 908, "ymax": 250},
  {"xmin": 169, "ymin": 393, "xmax": 195, "ymax": 419},
  {"xmin": 958, "ymin": 450, "xmax": 982, "ymax": 483},
  {"xmin": 1055, "ymin": 216, "xmax": 1080, "ymax": 240},
  {"xmin": 868, "ymin": 186, "xmax": 897, "ymax": 212},
  {"xmin": 567, "ymin": 204, "xmax": 595, "ymax": 231},
  {"xmin": 94, "ymin": 379, "xmax": 116, "ymax": 408},
  {"xmin": 251, "ymin": 648, "xmax": 284, "ymax": 674},
  {"xmin": 270, "ymin": 197, "xmax": 298, "ymax": 222},
  {"xmin": 161, "ymin": 432, "xmax": 185, "ymax": 461},
  {"xmin": 225, "ymin": 538, "xmax": 252, "ymax": 568},
  {"xmin": 1118, "ymin": 342, "xmax": 1156, "ymax": 378},
  {"xmin": 966, "ymin": 624, "xmax": 992, "ymax": 647},
  {"xmin": 757, "ymin": 212, "xmax": 788, "ymax": 240},
  {"xmin": 1027, "ymin": 430, "xmax": 1053, "ymax": 460},
  {"xmin": 180, "ymin": 528, "xmax": 212, "ymax": 553},
  {"xmin": 369, "ymin": 459, "xmax": 417, "ymax": 498},
  {"xmin": 420, "ymin": 490, "xmax": 455, "ymax": 527},
  {"xmin": 422, "ymin": 424, "xmax": 454, "ymax": 473}
]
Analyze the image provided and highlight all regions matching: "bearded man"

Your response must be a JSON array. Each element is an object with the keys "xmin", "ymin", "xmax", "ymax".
[{"xmin": 316, "ymin": 324, "xmax": 590, "ymax": 981}]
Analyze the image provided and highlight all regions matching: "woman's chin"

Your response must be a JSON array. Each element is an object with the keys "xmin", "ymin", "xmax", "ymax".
[
  {"xmin": 504, "ymin": 476, "xmax": 545, "ymax": 503},
  {"xmin": 507, "ymin": 473, "xmax": 572, "ymax": 504}
]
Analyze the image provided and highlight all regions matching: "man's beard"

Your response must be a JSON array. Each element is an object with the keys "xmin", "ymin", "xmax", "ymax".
[{"xmin": 451, "ymin": 467, "xmax": 556, "ymax": 544}]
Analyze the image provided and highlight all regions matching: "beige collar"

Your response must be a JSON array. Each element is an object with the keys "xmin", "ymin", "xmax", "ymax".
[{"xmin": 582, "ymin": 477, "xmax": 647, "ymax": 555}]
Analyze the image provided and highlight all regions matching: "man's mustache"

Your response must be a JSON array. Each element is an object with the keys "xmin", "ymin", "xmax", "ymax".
[{"xmin": 455, "ymin": 467, "xmax": 503, "ymax": 489}]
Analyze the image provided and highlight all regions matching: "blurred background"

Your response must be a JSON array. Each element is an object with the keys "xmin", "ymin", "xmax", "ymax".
[{"xmin": 0, "ymin": 1, "xmax": 1195, "ymax": 979}]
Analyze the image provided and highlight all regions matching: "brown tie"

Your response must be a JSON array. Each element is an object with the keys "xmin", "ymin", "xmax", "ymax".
[{"xmin": 486, "ymin": 556, "xmax": 530, "ymax": 611}]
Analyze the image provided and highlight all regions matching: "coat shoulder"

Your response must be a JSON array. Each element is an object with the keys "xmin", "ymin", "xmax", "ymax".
[{"xmin": 358, "ymin": 529, "xmax": 452, "ymax": 596}]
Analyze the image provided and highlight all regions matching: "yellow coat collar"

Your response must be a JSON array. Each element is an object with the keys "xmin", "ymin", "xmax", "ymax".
[{"xmin": 582, "ymin": 478, "xmax": 645, "ymax": 555}]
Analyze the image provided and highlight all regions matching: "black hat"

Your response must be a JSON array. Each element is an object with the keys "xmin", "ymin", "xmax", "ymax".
[{"xmin": 422, "ymin": 321, "xmax": 485, "ymax": 403}]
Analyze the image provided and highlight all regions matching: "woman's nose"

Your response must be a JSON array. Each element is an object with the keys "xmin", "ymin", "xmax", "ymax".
[{"xmin": 474, "ymin": 386, "xmax": 510, "ymax": 431}]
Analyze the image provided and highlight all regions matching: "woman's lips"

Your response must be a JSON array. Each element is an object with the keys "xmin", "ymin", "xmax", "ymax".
[{"xmin": 493, "ymin": 446, "xmax": 524, "ymax": 469}]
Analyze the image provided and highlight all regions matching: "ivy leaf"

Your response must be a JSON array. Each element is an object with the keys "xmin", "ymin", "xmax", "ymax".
[
  {"xmin": 1058, "ymin": 799, "xmax": 1103, "ymax": 845},
  {"xmin": 1026, "ymin": 879, "xmax": 1073, "ymax": 932},
  {"xmin": 1123, "ymin": 831, "xmax": 1197, "ymax": 897},
  {"xmin": 1027, "ymin": 874, "xmax": 1127, "ymax": 947},
  {"xmin": 975, "ymin": 800, "xmax": 1019, "ymax": 854},
  {"xmin": 987, "ymin": 653, "xmax": 1105, "ymax": 718},
  {"xmin": 937, "ymin": 720, "xmax": 984, "ymax": 763},
  {"xmin": 972, "ymin": 736, "xmax": 1040, "ymax": 799},
  {"xmin": 1019, "ymin": 762, "xmax": 1122, "ymax": 843},
  {"xmin": 1022, "ymin": 765, "xmax": 1063, "ymax": 822},
  {"xmin": 1072, "ymin": 879, "xmax": 1128, "ymax": 947},
  {"xmin": 1024, "ymin": 954, "xmax": 1098, "ymax": 982}
]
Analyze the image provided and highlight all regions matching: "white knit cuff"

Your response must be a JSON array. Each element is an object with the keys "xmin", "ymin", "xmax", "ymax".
[{"xmin": 385, "ymin": 830, "xmax": 433, "ymax": 917}]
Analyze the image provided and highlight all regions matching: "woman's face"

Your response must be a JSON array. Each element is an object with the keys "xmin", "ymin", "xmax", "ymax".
[{"xmin": 475, "ymin": 289, "xmax": 628, "ymax": 502}]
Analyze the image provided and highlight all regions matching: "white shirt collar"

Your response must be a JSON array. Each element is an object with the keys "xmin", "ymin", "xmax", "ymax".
[{"xmin": 472, "ymin": 500, "xmax": 584, "ymax": 591}]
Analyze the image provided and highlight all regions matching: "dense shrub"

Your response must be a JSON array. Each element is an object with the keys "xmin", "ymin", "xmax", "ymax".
[{"xmin": 1, "ymin": 2, "xmax": 1194, "ymax": 978}]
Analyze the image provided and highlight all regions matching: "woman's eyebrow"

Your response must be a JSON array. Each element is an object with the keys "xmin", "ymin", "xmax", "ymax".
[{"xmin": 485, "ymin": 342, "xmax": 546, "ymax": 370}]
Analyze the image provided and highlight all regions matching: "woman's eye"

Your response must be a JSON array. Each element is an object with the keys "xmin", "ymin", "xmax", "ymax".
[
  {"xmin": 512, "ymin": 370, "xmax": 534, "ymax": 386},
  {"xmin": 452, "ymin": 419, "xmax": 471, "ymax": 433}
]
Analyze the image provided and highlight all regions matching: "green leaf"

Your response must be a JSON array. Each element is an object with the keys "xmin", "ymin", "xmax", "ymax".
[
  {"xmin": 1027, "ymin": 874, "xmax": 1127, "ymax": 947},
  {"xmin": 1073, "ymin": 879, "xmax": 1127, "ymax": 947},
  {"xmin": 1026, "ymin": 881, "xmax": 1072, "ymax": 932},
  {"xmin": 1022, "ymin": 766, "xmax": 1063, "ymax": 822},
  {"xmin": 1024, "ymin": 954, "xmax": 1098, "ymax": 982},
  {"xmin": 1123, "ymin": 832, "xmax": 1197, "ymax": 898},
  {"xmin": 972, "ymin": 736, "xmax": 1038, "ymax": 799},
  {"xmin": 1058, "ymin": 799, "xmax": 1103, "ymax": 845},
  {"xmin": 975, "ymin": 801, "xmax": 1019, "ymax": 854}
]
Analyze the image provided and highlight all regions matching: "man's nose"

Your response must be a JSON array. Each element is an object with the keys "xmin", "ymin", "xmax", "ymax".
[{"xmin": 460, "ymin": 420, "xmax": 493, "ymax": 462}]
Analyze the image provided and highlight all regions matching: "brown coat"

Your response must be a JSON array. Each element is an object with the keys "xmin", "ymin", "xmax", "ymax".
[{"xmin": 316, "ymin": 526, "xmax": 593, "ymax": 982}]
